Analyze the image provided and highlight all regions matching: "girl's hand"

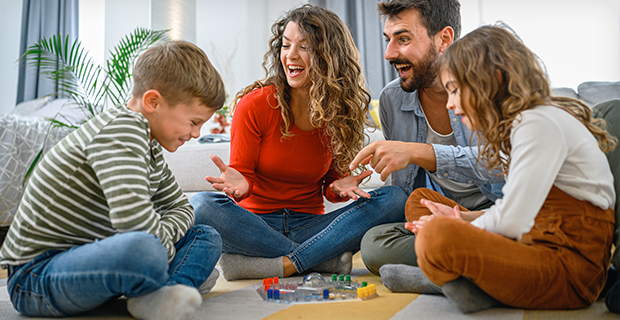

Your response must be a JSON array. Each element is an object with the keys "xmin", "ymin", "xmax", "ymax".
[
  {"xmin": 404, "ymin": 199, "xmax": 465, "ymax": 234},
  {"xmin": 420, "ymin": 199, "xmax": 483, "ymax": 222},
  {"xmin": 205, "ymin": 155, "xmax": 249, "ymax": 198},
  {"xmin": 405, "ymin": 214, "xmax": 436, "ymax": 234},
  {"xmin": 329, "ymin": 170, "xmax": 373, "ymax": 200},
  {"xmin": 420, "ymin": 199, "xmax": 464, "ymax": 219}
]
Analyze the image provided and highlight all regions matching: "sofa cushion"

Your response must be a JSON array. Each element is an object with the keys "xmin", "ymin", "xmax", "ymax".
[
  {"xmin": 10, "ymin": 96, "xmax": 52, "ymax": 116},
  {"xmin": 578, "ymin": 81, "xmax": 620, "ymax": 107},
  {"xmin": 552, "ymin": 87, "xmax": 579, "ymax": 100},
  {"xmin": 163, "ymin": 142, "xmax": 231, "ymax": 192},
  {"xmin": 10, "ymin": 98, "xmax": 89, "ymax": 126}
]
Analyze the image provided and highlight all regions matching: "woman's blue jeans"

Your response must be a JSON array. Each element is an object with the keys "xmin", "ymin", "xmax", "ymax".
[
  {"xmin": 189, "ymin": 185, "xmax": 406, "ymax": 273},
  {"xmin": 6, "ymin": 225, "xmax": 222, "ymax": 317}
]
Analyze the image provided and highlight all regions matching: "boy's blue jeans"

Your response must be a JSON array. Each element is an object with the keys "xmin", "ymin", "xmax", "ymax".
[
  {"xmin": 189, "ymin": 185, "xmax": 407, "ymax": 273},
  {"xmin": 6, "ymin": 225, "xmax": 222, "ymax": 317}
]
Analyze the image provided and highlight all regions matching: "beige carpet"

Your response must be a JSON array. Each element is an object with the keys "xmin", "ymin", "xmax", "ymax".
[{"xmin": 0, "ymin": 254, "xmax": 616, "ymax": 320}]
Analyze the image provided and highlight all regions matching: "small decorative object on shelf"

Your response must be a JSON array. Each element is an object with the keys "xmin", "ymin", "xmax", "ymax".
[
  {"xmin": 198, "ymin": 134, "xmax": 230, "ymax": 144},
  {"xmin": 210, "ymin": 103, "xmax": 231, "ymax": 134},
  {"xmin": 210, "ymin": 113, "xmax": 230, "ymax": 134}
]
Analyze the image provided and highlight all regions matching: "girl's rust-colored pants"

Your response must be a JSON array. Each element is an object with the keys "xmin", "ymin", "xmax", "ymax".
[{"xmin": 409, "ymin": 186, "xmax": 614, "ymax": 310}]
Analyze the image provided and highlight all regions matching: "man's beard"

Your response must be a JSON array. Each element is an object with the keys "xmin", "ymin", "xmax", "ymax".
[{"xmin": 393, "ymin": 45, "xmax": 439, "ymax": 93}]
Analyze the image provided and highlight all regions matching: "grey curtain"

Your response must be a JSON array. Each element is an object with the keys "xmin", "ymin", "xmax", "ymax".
[
  {"xmin": 16, "ymin": 0, "xmax": 79, "ymax": 105},
  {"xmin": 311, "ymin": 0, "xmax": 396, "ymax": 99}
]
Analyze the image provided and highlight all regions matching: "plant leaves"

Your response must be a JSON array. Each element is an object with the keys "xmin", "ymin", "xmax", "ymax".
[
  {"xmin": 106, "ymin": 28, "xmax": 169, "ymax": 107},
  {"xmin": 20, "ymin": 28, "xmax": 170, "ymax": 181},
  {"xmin": 22, "ymin": 147, "xmax": 44, "ymax": 187}
]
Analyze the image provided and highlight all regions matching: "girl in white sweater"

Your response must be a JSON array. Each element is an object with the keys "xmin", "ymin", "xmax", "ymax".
[{"xmin": 386, "ymin": 25, "xmax": 617, "ymax": 313}]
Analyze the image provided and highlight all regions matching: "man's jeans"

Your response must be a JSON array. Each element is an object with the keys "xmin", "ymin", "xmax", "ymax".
[
  {"xmin": 189, "ymin": 185, "xmax": 407, "ymax": 273},
  {"xmin": 6, "ymin": 225, "xmax": 222, "ymax": 317}
]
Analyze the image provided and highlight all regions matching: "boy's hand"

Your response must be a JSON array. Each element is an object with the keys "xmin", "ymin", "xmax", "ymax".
[
  {"xmin": 205, "ymin": 155, "xmax": 249, "ymax": 198},
  {"xmin": 329, "ymin": 170, "xmax": 373, "ymax": 200}
]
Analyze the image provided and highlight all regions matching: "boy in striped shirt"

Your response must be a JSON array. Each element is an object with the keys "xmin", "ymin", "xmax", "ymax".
[{"xmin": 0, "ymin": 41, "xmax": 226, "ymax": 320}]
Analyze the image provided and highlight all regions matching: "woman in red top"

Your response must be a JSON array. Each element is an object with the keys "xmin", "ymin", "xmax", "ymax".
[{"xmin": 190, "ymin": 5, "xmax": 407, "ymax": 280}]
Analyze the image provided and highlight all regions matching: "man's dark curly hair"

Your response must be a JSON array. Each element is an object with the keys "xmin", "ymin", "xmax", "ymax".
[{"xmin": 377, "ymin": 0, "xmax": 462, "ymax": 40}]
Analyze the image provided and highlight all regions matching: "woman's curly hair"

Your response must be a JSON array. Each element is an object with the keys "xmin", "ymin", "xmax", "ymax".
[
  {"xmin": 232, "ymin": 4, "xmax": 372, "ymax": 176},
  {"xmin": 438, "ymin": 24, "xmax": 617, "ymax": 173}
]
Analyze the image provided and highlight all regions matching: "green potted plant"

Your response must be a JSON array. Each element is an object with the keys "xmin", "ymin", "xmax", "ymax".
[{"xmin": 20, "ymin": 27, "xmax": 169, "ymax": 182}]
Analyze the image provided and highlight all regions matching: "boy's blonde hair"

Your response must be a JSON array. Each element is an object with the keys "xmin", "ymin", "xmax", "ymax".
[{"xmin": 132, "ymin": 40, "xmax": 226, "ymax": 110}]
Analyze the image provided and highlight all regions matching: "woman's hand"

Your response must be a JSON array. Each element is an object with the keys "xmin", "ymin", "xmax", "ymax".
[
  {"xmin": 329, "ymin": 170, "xmax": 373, "ymax": 200},
  {"xmin": 205, "ymin": 155, "xmax": 249, "ymax": 198}
]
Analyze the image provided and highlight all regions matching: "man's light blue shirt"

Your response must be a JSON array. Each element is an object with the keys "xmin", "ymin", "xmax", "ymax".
[{"xmin": 379, "ymin": 79, "xmax": 504, "ymax": 204}]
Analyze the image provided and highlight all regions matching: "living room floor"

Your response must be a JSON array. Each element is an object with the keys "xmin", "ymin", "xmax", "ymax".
[{"xmin": 0, "ymin": 253, "xmax": 616, "ymax": 320}]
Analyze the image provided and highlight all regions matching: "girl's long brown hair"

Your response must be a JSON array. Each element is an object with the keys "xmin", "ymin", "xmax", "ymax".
[
  {"xmin": 438, "ymin": 25, "xmax": 617, "ymax": 173},
  {"xmin": 232, "ymin": 4, "xmax": 372, "ymax": 176}
]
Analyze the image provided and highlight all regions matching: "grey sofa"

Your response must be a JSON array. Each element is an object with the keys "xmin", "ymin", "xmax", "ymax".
[{"xmin": 552, "ymin": 81, "xmax": 620, "ymax": 106}]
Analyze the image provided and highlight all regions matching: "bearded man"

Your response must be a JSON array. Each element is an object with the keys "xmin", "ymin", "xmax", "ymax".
[{"xmin": 353, "ymin": 0, "xmax": 505, "ymax": 279}]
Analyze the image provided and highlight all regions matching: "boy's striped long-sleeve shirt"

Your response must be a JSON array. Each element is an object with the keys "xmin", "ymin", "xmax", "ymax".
[{"xmin": 0, "ymin": 105, "xmax": 194, "ymax": 266}]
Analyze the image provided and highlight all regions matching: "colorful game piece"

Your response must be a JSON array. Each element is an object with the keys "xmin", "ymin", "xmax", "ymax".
[{"xmin": 256, "ymin": 272, "xmax": 378, "ymax": 304}]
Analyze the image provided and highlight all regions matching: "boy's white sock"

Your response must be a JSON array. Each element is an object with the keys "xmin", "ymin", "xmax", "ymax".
[
  {"xmin": 199, "ymin": 268, "xmax": 220, "ymax": 295},
  {"xmin": 127, "ymin": 284, "xmax": 202, "ymax": 320}
]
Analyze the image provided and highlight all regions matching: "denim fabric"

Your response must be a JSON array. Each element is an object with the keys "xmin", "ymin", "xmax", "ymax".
[
  {"xmin": 189, "ymin": 185, "xmax": 407, "ymax": 273},
  {"xmin": 166, "ymin": 225, "xmax": 222, "ymax": 288},
  {"xmin": 7, "ymin": 225, "xmax": 221, "ymax": 317},
  {"xmin": 378, "ymin": 79, "xmax": 504, "ymax": 201}
]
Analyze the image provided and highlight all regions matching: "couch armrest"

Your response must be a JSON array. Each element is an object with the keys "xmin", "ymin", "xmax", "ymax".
[{"xmin": 163, "ymin": 142, "xmax": 230, "ymax": 192}]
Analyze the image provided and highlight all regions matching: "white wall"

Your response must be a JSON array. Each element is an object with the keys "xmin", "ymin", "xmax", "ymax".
[
  {"xmin": 103, "ymin": 0, "xmax": 151, "ymax": 62},
  {"xmin": 195, "ymin": 0, "xmax": 308, "ymax": 102},
  {"xmin": 81, "ymin": 0, "xmax": 308, "ymax": 104},
  {"xmin": 0, "ymin": 1, "xmax": 23, "ymax": 114},
  {"xmin": 460, "ymin": 0, "xmax": 620, "ymax": 90},
  {"xmin": 152, "ymin": 0, "xmax": 197, "ymax": 43},
  {"xmin": 79, "ymin": 0, "xmax": 105, "ymax": 66},
  {"xmin": 87, "ymin": 0, "xmax": 620, "ymax": 95}
]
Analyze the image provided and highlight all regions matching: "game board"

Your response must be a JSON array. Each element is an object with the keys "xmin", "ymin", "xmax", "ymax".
[{"xmin": 256, "ymin": 272, "xmax": 378, "ymax": 304}]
